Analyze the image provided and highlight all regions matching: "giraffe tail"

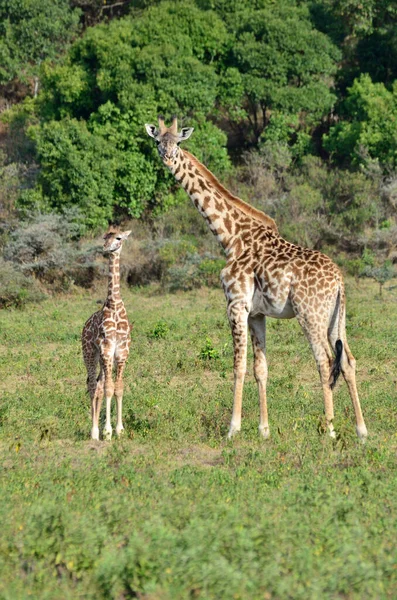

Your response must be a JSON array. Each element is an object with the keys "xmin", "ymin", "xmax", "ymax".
[
  {"xmin": 329, "ymin": 287, "xmax": 344, "ymax": 390},
  {"xmin": 330, "ymin": 339, "xmax": 343, "ymax": 389}
]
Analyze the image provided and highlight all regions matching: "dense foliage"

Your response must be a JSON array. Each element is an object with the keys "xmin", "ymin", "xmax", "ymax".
[
  {"xmin": 0, "ymin": 0, "xmax": 396, "ymax": 249},
  {"xmin": 0, "ymin": 0, "xmax": 81, "ymax": 93}
]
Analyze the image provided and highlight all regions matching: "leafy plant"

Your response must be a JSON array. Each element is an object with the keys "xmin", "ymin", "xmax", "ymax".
[
  {"xmin": 148, "ymin": 320, "xmax": 170, "ymax": 340},
  {"xmin": 199, "ymin": 337, "xmax": 220, "ymax": 360}
]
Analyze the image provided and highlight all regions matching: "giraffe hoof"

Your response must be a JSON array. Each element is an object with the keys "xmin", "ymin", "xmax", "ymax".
[
  {"xmin": 227, "ymin": 425, "xmax": 241, "ymax": 439},
  {"xmin": 356, "ymin": 424, "xmax": 368, "ymax": 442},
  {"xmin": 328, "ymin": 429, "xmax": 336, "ymax": 439},
  {"xmin": 103, "ymin": 429, "xmax": 112, "ymax": 441},
  {"xmin": 91, "ymin": 427, "xmax": 99, "ymax": 441},
  {"xmin": 259, "ymin": 426, "xmax": 270, "ymax": 439},
  {"xmin": 116, "ymin": 427, "xmax": 125, "ymax": 436}
]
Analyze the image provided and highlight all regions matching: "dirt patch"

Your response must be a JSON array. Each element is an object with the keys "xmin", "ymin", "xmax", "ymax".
[{"xmin": 176, "ymin": 445, "xmax": 223, "ymax": 467}]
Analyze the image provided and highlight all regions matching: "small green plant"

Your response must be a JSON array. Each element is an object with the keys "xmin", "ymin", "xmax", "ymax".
[
  {"xmin": 148, "ymin": 319, "xmax": 169, "ymax": 340},
  {"xmin": 199, "ymin": 337, "xmax": 220, "ymax": 360}
]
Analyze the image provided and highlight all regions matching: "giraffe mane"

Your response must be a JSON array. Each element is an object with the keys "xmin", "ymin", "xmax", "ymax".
[{"xmin": 182, "ymin": 150, "xmax": 278, "ymax": 233}]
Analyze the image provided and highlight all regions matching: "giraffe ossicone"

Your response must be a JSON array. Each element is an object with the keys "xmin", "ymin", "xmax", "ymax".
[
  {"xmin": 146, "ymin": 116, "xmax": 368, "ymax": 441},
  {"xmin": 82, "ymin": 228, "xmax": 132, "ymax": 440}
]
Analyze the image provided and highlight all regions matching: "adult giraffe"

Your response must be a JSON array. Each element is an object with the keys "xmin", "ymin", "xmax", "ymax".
[{"xmin": 145, "ymin": 117, "xmax": 367, "ymax": 441}]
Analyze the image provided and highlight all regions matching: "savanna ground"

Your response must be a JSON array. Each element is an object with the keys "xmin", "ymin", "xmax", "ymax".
[{"xmin": 0, "ymin": 279, "xmax": 397, "ymax": 599}]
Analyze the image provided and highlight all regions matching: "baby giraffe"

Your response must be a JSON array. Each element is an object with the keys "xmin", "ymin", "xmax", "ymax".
[{"xmin": 82, "ymin": 228, "xmax": 132, "ymax": 440}]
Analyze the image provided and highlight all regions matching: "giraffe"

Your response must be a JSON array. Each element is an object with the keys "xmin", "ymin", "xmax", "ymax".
[
  {"xmin": 82, "ymin": 228, "xmax": 132, "ymax": 440},
  {"xmin": 145, "ymin": 116, "xmax": 368, "ymax": 441}
]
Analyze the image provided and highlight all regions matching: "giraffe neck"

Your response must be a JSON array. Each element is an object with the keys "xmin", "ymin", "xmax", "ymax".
[
  {"xmin": 105, "ymin": 251, "xmax": 122, "ymax": 309},
  {"xmin": 168, "ymin": 148, "xmax": 277, "ymax": 255}
]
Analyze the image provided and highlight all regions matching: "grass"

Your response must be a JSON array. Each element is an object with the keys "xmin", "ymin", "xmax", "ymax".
[{"xmin": 0, "ymin": 279, "xmax": 397, "ymax": 599}]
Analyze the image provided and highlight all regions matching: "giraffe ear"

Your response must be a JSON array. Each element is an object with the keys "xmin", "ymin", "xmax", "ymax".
[
  {"xmin": 145, "ymin": 124, "xmax": 159, "ymax": 139},
  {"xmin": 120, "ymin": 231, "xmax": 131, "ymax": 240},
  {"xmin": 178, "ymin": 127, "xmax": 194, "ymax": 143}
]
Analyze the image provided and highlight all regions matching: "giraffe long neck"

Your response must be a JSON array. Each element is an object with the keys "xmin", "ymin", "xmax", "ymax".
[
  {"xmin": 105, "ymin": 252, "xmax": 122, "ymax": 309},
  {"xmin": 168, "ymin": 149, "xmax": 277, "ymax": 255}
]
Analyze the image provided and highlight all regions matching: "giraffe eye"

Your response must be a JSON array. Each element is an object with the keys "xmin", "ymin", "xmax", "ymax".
[{"xmin": 116, "ymin": 237, "xmax": 122, "ymax": 241}]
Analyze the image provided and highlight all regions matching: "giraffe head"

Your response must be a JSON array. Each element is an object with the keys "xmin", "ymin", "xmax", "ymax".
[
  {"xmin": 145, "ymin": 116, "xmax": 194, "ymax": 167},
  {"xmin": 103, "ymin": 228, "xmax": 131, "ymax": 254}
]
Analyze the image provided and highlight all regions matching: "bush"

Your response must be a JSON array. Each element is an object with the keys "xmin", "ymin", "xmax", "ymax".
[
  {"xmin": 0, "ymin": 258, "xmax": 45, "ymax": 308},
  {"xmin": 3, "ymin": 211, "xmax": 100, "ymax": 291},
  {"xmin": 165, "ymin": 252, "xmax": 225, "ymax": 292},
  {"xmin": 199, "ymin": 338, "xmax": 220, "ymax": 361},
  {"xmin": 361, "ymin": 260, "xmax": 395, "ymax": 296}
]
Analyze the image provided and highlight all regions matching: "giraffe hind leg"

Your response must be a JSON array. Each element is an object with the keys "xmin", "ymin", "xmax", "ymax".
[
  {"xmin": 83, "ymin": 345, "xmax": 102, "ymax": 440},
  {"xmin": 328, "ymin": 306, "xmax": 367, "ymax": 440},
  {"xmin": 315, "ymin": 341, "xmax": 336, "ymax": 438},
  {"xmin": 248, "ymin": 315, "xmax": 270, "ymax": 439},
  {"xmin": 296, "ymin": 313, "xmax": 336, "ymax": 438}
]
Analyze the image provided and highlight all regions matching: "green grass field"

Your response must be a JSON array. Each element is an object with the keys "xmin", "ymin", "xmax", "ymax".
[{"xmin": 0, "ymin": 279, "xmax": 397, "ymax": 599}]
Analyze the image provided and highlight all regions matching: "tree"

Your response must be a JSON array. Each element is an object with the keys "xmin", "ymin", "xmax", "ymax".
[
  {"xmin": 216, "ymin": 1, "xmax": 340, "ymax": 142},
  {"xmin": 0, "ymin": 0, "xmax": 81, "ymax": 96},
  {"xmin": 19, "ymin": 2, "xmax": 231, "ymax": 227},
  {"xmin": 310, "ymin": 0, "xmax": 397, "ymax": 90},
  {"xmin": 324, "ymin": 74, "xmax": 397, "ymax": 168}
]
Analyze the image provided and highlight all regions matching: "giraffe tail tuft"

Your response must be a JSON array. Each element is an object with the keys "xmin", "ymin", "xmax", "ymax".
[{"xmin": 330, "ymin": 339, "xmax": 343, "ymax": 390}]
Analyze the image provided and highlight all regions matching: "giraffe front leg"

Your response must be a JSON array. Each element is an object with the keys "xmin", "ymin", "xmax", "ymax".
[
  {"xmin": 102, "ymin": 355, "xmax": 114, "ymax": 441},
  {"xmin": 249, "ymin": 315, "xmax": 270, "ymax": 439},
  {"xmin": 227, "ymin": 303, "xmax": 249, "ymax": 439},
  {"xmin": 114, "ymin": 360, "xmax": 127, "ymax": 436},
  {"xmin": 92, "ymin": 372, "xmax": 104, "ymax": 441}
]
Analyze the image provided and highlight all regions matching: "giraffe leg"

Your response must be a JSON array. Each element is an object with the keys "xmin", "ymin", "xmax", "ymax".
[
  {"xmin": 114, "ymin": 360, "xmax": 127, "ymax": 436},
  {"xmin": 249, "ymin": 315, "xmax": 270, "ymax": 439},
  {"xmin": 328, "ymin": 310, "xmax": 368, "ymax": 440},
  {"xmin": 296, "ymin": 316, "xmax": 335, "ymax": 437},
  {"xmin": 93, "ymin": 367, "xmax": 104, "ymax": 440},
  {"xmin": 308, "ymin": 338, "xmax": 336, "ymax": 438},
  {"xmin": 340, "ymin": 340, "xmax": 367, "ymax": 440},
  {"xmin": 227, "ymin": 303, "xmax": 249, "ymax": 439},
  {"xmin": 102, "ymin": 355, "xmax": 114, "ymax": 441},
  {"xmin": 82, "ymin": 343, "xmax": 102, "ymax": 441}
]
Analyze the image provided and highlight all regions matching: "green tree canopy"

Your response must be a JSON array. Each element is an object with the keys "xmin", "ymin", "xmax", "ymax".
[
  {"xmin": 0, "ymin": 0, "xmax": 81, "ymax": 92},
  {"xmin": 324, "ymin": 74, "xmax": 397, "ymax": 168},
  {"xmin": 216, "ymin": 1, "xmax": 341, "ymax": 142},
  {"xmin": 21, "ymin": 2, "xmax": 231, "ymax": 226}
]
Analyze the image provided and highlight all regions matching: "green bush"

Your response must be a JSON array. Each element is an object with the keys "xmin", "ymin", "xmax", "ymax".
[
  {"xmin": 147, "ymin": 319, "xmax": 170, "ymax": 340},
  {"xmin": 199, "ymin": 337, "xmax": 220, "ymax": 361}
]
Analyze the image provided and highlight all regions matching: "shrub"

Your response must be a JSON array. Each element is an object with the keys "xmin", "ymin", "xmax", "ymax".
[
  {"xmin": 0, "ymin": 258, "xmax": 45, "ymax": 308},
  {"xmin": 147, "ymin": 320, "xmax": 170, "ymax": 340},
  {"xmin": 361, "ymin": 260, "xmax": 395, "ymax": 296},
  {"xmin": 165, "ymin": 252, "xmax": 225, "ymax": 292},
  {"xmin": 3, "ymin": 211, "xmax": 100, "ymax": 291},
  {"xmin": 199, "ymin": 338, "xmax": 220, "ymax": 361}
]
